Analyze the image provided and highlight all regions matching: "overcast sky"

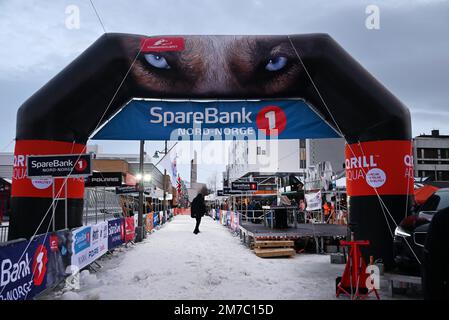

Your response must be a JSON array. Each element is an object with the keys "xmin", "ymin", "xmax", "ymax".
[{"xmin": 0, "ymin": 0, "xmax": 448, "ymax": 185}]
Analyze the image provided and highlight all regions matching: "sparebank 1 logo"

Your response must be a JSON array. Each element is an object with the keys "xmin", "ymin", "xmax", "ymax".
[
  {"xmin": 74, "ymin": 158, "xmax": 88, "ymax": 173},
  {"xmin": 32, "ymin": 245, "xmax": 48, "ymax": 286},
  {"xmin": 256, "ymin": 105, "xmax": 287, "ymax": 136}
]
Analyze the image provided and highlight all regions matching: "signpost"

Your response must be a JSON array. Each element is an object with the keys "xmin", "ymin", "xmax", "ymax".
[
  {"xmin": 231, "ymin": 181, "xmax": 258, "ymax": 191},
  {"xmin": 85, "ymin": 172, "xmax": 122, "ymax": 187},
  {"xmin": 26, "ymin": 154, "xmax": 92, "ymax": 178},
  {"xmin": 26, "ymin": 154, "xmax": 92, "ymax": 231},
  {"xmin": 115, "ymin": 185, "xmax": 139, "ymax": 194}
]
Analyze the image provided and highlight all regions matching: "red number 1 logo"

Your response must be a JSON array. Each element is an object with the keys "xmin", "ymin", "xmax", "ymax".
[{"xmin": 256, "ymin": 105, "xmax": 287, "ymax": 136}]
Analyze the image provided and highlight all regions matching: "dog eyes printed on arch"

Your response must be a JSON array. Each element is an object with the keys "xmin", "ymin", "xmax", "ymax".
[
  {"xmin": 129, "ymin": 36, "xmax": 302, "ymax": 95},
  {"xmin": 142, "ymin": 53, "xmax": 289, "ymax": 72}
]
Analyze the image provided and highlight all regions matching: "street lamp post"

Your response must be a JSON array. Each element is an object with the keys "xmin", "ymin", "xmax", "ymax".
[
  {"xmin": 136, "ymin": 140, "xmax": 145, "ymax": 243},
  {"xmin": 154, "ymin": 141, "xmax": 169, "ymax": 221}
]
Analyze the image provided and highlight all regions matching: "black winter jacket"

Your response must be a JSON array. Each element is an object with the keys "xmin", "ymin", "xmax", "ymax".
[{"xmin": 191, "ymin": 195, "xmax": 206, "ymax": 218}]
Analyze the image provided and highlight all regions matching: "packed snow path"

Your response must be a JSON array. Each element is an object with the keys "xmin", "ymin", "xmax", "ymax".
[{"xmin": 47, "ymin": 215, "xmax": 353, "ymax": 300}]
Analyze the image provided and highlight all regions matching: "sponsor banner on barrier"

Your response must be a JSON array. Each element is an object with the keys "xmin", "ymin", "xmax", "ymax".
[
  {"xmin": 124, "ymin": 217, "xmax": 135, "ymax": 243},
  {"xmin": 230, "ymin": 211, "xmax": 239, "ymax": 232},
  {"xmin": 71, "ymin": 222, "xmax": 108, "ymax": 269},
  {"xmin": 305, "ymin": 191, "xmax": 322, "ymax": 211},
  {"xmin": 159, "ymin": 211, "xmax": 164, "ymax": 225},
  {"xmin": 46, "ymin": 229, "xmax": 73, "ymax": 290},
  {"xmin": 0, "ymin": 234, "xmax": 49, "ymax": 300},
  {"xmin": 153, "ymin": 212, "xmax": 159, "ymax": 228},
  {"xmin": 108, "ymin": 218, "xmax": 124, "ymax": 250},
  {"xmin": 145, "ymin": 213, "xmax": 154, "ymax": 233},
  {"xmin": 345, "ymin": 140, "xmax": 414, "ymax": 196}
]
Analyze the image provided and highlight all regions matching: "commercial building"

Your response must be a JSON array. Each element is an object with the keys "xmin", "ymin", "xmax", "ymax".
[
  {"xmin": 223, "ymin": 138, "xmax": 346, "ymax": 186},
  {"xmin": 0, "ymin": 153, "xmax": 13, "ymax": 180},
  {"xmin": 413, "ymin": 129, "xmax": 449, "ymax": 182}
]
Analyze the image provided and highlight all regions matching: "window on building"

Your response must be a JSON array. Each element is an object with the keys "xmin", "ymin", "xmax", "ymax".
[
  {"xmin": 421, "ymin": 160, "xmax": 441, "ymax": 165},
  {"xmin": 437, "ymin": 171, "xmax": 449, "ymax": 181},
  {"xmin": 423, "ymin": 148, "xmax": 439, "ymax": 159},
  {"xmin": 417, "ymin": 148, "xmax": 424, "ymax": 159},
  {"xmin": 440, "ymin": 148, "xmax": 449, "ymax": 159}
]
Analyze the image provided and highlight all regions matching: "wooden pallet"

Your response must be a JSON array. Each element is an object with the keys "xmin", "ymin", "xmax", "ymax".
[
  {"xmin": 253, "ymin": 240, "xmax": 296, "ymax": 258},
  {"xmin": 254, "ymin": 240, "xmax": 294, "ymax": 248},
  {"xmin": 254, "ymin": 248, "xmax": 296, "ymax": 258}
]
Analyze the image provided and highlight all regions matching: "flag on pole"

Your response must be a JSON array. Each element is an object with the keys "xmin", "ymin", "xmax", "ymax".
[{"xmin": 159, "ymin": 152, "xmax": 178, "ymax": 187}]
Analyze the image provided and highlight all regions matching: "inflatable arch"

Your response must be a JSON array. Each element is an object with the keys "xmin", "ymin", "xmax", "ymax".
[{"xmin": 11, "ymin": 34, "xmax": 413, "ymax": 268}]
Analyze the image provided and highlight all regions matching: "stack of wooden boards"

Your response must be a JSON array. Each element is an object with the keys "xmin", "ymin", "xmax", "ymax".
[{"xmin": 253, "ymin": 240, "xmax": 296, "ymax": 258}]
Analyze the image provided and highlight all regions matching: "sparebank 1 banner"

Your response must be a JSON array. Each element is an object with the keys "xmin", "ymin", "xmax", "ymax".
[
  {"xmin": 0, "ymin": 235, "xmax": 48, "ymax": 300},
  {"xmin": 92, "ymin": 100, "xmax": 339, "ymax": 141},
  {"xmin": 108, "ymin": 218, "xmax": 124, "ymax": 250}
]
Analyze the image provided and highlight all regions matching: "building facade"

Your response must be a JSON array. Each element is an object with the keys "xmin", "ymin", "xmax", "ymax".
[
  {"xmin": 224, "ymin": 138, "xmax": 345, "ymax": 185},
  {"xmin": 413, "ymin": 130, "xmax": 449, "ymax": 182}
]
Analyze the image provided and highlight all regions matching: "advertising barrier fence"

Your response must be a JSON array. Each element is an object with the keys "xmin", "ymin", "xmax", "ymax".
[
  {"xmin": 216, "ymin": 210, "xmax": 239, "ymax": 234},
  {"xmin": 124, "ymin": 217, "xmax": 135, "ymax": 243},
  {"xmin": 0, "ymin": 234, "xmax": 50, "ymax": 300},
  {"xmin": 108, "ymin": 218, "xmax": 124, "ymax": 250},
  {"xmin": 145, "ymin": 213, "xmax": 154, "ymax": 233},
  {"xmin": 0, "ymin": 208, "xmax": 170, "ymax": 300}
]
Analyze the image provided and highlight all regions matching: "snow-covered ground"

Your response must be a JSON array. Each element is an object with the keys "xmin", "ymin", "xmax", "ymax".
[{"xmin": 40, "ymin": 215, "xmax": 410, "ymax": 300}]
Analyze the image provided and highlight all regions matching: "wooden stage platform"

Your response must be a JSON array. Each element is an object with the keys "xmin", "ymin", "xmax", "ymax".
[{"xmin": 239, "ymin": 221, "xmax": 347, "ymax": 239}]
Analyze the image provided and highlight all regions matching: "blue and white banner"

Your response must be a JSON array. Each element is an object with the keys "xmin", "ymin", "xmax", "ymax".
[
  {"xmin": 71, "ymin": 222, "xmax": 108, "ymax": 270},
  {"xmin": 92, "ymin": 100, "xmax": 339, "ymax": 141},
  {"xmin": 0, "ymin": 235, "xmax": 50, "ymax": 300},
  {"xmin": 108, "ymin": 218, "xmax": 124, "ymax": 250}
]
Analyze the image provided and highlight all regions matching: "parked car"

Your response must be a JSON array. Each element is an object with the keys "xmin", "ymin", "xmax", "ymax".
[{"xmin": 393, "ymin": 188, "xmax": 449, "ymax": 275}]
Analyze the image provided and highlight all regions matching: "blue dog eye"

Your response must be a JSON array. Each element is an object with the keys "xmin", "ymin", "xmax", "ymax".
[
  {"xmin": 144, "ymin": 54, "xmax": 171, "ymax": 69},
  {"xmin": 265, "ymin": 56, "xmax": 288, "ymax": 71}
]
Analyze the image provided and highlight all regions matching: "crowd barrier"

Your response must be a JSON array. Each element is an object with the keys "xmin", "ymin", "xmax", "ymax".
[
  {"xmin": 213, "ymin": 209, "xmax": 239, "ymax": 234},
  {"xmin": 173, "ymin": 208, "xmax": 191, "ymax": 215},
  {"xmin": 0, "ymin": 208, "xmax": 175, "ymax": 300}
]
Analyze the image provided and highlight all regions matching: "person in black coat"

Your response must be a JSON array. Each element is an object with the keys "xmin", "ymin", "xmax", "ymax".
[
  {"xmin": 191, "ymin": 193, "xmax": 206, "ymax": 234},
  {"xmin": 422, "ymin": 206, "xmax": 449, "ymax": 299}
]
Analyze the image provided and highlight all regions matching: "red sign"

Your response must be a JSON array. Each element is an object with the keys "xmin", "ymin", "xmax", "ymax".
[
  {"xmin": 140, "ymin": 37, "xmax": 185, "ymax": 52},
  {"xmin": 124, "ymin": 217, "xmax": 135, "ymax": 242},
  {"xmin": 49, "ymin": 235, "xmax": 59, "ymax": 252},
  {"xmin": 345, "ymin": 140, "xmax": 414, "ymax": 196},
  {"xmin": 11, "ymin": 140, "xmax": 86, "ymax": 199}
]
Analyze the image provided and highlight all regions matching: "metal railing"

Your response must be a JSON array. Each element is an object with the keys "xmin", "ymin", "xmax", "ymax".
[
  {"xmin": 239, "ymin": 209, "xmax": 303, "ymax": 229},
  {"xmin": 83, "ymin": 188, "xmax": 123, "ymax": 225},
  {"xmin": 0, "ymin": 225, "xmax": 8, "ymax": 243}
]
